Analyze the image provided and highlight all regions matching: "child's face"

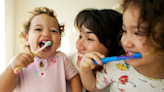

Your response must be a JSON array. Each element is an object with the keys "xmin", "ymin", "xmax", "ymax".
[
  {"xmin": 121, "ymin": 6, "xmax": 162, "ymax": 67},
  {"xmin": 76, "ymin": 25, "xmax": 108, "ymax": 66},
  {"xmin": 25, "ymin": 14, "xmax": 61, "ymax": 58}
]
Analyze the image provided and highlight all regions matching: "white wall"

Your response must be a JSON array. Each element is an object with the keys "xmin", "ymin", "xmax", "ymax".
[
  {"xmin": 5, "ymin": 0, "xmax": 15, "ymax": 67},
  {"xmin": 5, "ymin": 0, "xmax": 121, "ymax": 66}
]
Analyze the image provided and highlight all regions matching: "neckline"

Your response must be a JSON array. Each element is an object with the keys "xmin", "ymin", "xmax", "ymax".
[
  {"xmin": 34, "ymin": 51, "xmax": 57, "ymax": 61},
  {"xmin": 127, "ymin": 64, "xmax": 164, "ymax": 85}
]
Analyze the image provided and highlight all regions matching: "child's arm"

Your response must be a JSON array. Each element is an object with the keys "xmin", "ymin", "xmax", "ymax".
[
  {"xmin": 0, "ymin": 66, "xmax": 19, "ymax": 92},
  {"xmin": 0, "ymin": 51, "xmax": 34, "ymax": 92},
  {"xmin": 68, "ymin": 74, "xmax": 82, "ymax": 92},
  {"xmin": 80, "ymin": 52, "xmax": 105, "ymax": 91}
]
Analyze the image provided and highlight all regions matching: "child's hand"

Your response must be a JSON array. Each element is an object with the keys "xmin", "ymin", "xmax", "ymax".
[
  {"xmin": 8, "ymin": 51, "xmax": 34, "ymax": 74},
  {"xmin": 80, "ymin": 52, "xmax": 105, "ymax": 72}
]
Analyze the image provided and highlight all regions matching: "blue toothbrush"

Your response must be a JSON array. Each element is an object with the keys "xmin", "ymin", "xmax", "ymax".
[{"xmin": 94, "ymin": 53, "xmax": 142, "ymax": 65}]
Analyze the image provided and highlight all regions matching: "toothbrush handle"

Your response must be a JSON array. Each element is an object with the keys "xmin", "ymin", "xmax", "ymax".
[
  {"xmin": 14, "ymin": 66, "xmax": 23, "ymax": 74},
  {"xmin": 94, "ymin": 56, "xmax": 117, "ymax": 65},
  {"xmin": 33, "ymin": 52, "xmax": 39, "ymax": 56},
  {"xmin": 14, "ymin": 52, "xmax": 39, "ymax": 74},
  {"xmin": 94, "ymin": 53, "xmax": 142, "ymax": 65}
]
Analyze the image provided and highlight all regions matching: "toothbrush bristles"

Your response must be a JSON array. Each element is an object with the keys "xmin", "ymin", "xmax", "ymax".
[{"xmin": 42, "ymin": 41, "xmax": 51, "ymax": 50}]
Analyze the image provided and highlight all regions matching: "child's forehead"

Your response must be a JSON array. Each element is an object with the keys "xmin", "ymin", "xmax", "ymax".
[
  {"xmin": 124, "ymin": 6, "xmax": 140, "ymax": 18},
  {"xmin": 123, "ymin": 8, "xmax": 139, "ymax": 26},
  {"xmin": 30, "ymin": 14, "xmax": 59, "ymax": 27},
  {"xmin": 123, "ymin": 6, "xmax": 147, "ymax": 27},
  {"xmin": 32, "ymin": 14, "xmax": 57, "ymax": 21}
]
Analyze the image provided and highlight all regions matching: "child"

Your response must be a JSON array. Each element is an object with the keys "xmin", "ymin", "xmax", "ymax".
[
  {"xmin": 0, "ymin": 6, "xmax": 82, "ymax": 92},
  {"xmin": 79, "ymin": 0, "xmax": 164, "ymax": 92}
]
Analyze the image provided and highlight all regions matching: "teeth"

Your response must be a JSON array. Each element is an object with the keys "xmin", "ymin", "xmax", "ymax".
[
  {"xmin": 78, "ymin": 53, "xmax": 84, "ymax": 58},
  {"xmin": 128, "ymin": 52, "xmax": 134, "ymax": 55},
  {"xmin": 42, "ymin": 41, "xmax": 47, "ymax": 43}
]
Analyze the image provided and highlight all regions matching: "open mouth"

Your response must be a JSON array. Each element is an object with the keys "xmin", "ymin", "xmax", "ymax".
[
  {"xmin": 78, "ymin": 52, "xmax": 84, "ymax": 61},
  {"xmin": 127, "ymin": 52, "xmax": 134, "ymax": 56},
  {"xmin": 126, "ymin": 52, "xmax": 139, "ymax": 56},
  {"xmin": 39, "ymin": 41, "xmax": 51, "ymax": 51}
]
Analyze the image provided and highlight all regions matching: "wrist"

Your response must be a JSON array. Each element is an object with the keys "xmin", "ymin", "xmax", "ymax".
[{"xmin": 7, "ymin": 65, "xmax": 17, "ymax": 76}]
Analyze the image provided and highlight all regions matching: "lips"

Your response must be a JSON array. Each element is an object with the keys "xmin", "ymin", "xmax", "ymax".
[
  {"xmin": 126, "ymin": 52, "xmax": 134, "ymax": 56},
  {"xmin": 126, "ymin": 51, "xmax": 139, "ymax": 56},
  {"xmin": 78, "ymin": 56, "xmax": 82, "ymax": 61},
  {"xmin": 39, "ymin": 40, "xmax": 52, "ymax": 51},
  {"xmin": 78, "ymin": 52, "xmax": 84, "ymax": 61}
]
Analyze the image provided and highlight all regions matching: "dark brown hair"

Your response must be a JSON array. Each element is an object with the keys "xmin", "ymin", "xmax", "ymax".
[
  {"xmin": 74, "ymin": 9, "xmax": 124, "ymax": 56},
  {"xmin": 121, "ymin": 0, "xmax": 164, "ymax": 52}
]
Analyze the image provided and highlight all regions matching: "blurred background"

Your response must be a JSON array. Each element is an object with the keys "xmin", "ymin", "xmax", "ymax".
[{"xmin": 0, "ymin": 0, "xmax": 122, "ymax": 74}]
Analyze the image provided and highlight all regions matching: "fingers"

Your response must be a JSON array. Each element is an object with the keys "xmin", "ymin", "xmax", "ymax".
[
  {"xmin": 80, "ymin": 52, "xmax": 105, "ymax": 72},
  {"xmin": 22, "ymin": 52, "xmax": 34, "ymax": 65},
  {"xmin": 19, "ymin": 52, "xmax": 34, "ymax": 67},
  {"xmin": 85, "ymin": 52, "xmax": 105, "ymax": 65},
  {"xmin": 81, "ymin": 55, "xmax": 95, "ymax": 70},
  {"xmin": 11, "ymin": 51, "xmax": 34, "ymax": 70}
]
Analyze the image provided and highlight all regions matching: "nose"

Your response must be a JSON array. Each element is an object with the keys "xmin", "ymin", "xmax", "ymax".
[
  {"xmin": 76, "ymin": 38, "xmax": 85, "ymax": 50},
  {"xmin": 121, "ymin": 34, "xmax": 134, "ymax": 48},
  {"xmin": 42, "ymin": 30, "xmax": 51, "ymax": 38}
]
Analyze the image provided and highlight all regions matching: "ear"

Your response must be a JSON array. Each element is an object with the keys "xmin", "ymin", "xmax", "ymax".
[
  {"xmin": 25, "ymin": 35, "xmax": 30, "ymax": 45},
  {"xmin": 59, "ymin": 37, "xmax": 61, "ymax": 44}
]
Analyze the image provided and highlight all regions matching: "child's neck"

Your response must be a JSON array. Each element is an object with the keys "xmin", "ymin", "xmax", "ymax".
[{"xmin": 134, "ymin": 61, "xmax": 164, "ymax": 79}]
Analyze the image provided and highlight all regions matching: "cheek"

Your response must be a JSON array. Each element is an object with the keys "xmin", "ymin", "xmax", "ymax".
[
  {"xmin": 76, "ymin": 39, "xmax": 80, "ymax": 45},
  {"xmin": 135, "ymin": 39, "xmax": 148, "ymax": 52},
  {"xmin": 86, "ymin": 45, "xmax": 94, "ymax": 51},
  {"xmin": 98, "ymin": 46, "xmax": 108, "ymax": 55},
  {"xmin": 55, "ymin": 38, "xmax": 61, "ymax": 45},
  {"xmin": 121, "ymin": 35, "xmax": 125, "ymax": 44},
  {"xmin": 28, "ymin": 36, "xmax": 37, "ymax": 51},
  {"xmin": 76, "ymin": 39, "xmax": 81, "ymax": 49},
  {"xmin": 89, "ymin": 43, "xmax": 108, "ymax": 54}
]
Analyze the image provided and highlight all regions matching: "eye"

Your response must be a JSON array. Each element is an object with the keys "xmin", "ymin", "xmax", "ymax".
[
  {"xmin": 50, "ymin": 30, "xmax": 57, "ymax": 32},
  {"xmin": 78, "ymin": 35, "xmax": 82, "ymax": 39},
  {"xmin": 135, "ymin": 32, "xmax": 139, "ymax": 35},
  {"xmin": 35, "ymin": 28, "xmax": 41, "ymax": 31},
  {"xmin": 88, "ymin": 38, "xmax": 94, "ymax": 41},
  {"xmin": 122, "ymin": 29, "xmax": 127, "ymax": 33}
]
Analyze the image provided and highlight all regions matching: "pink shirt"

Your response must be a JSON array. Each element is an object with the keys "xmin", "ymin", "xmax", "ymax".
[{"xmin": 15, "ymin": 51, "xmax": 78, "ymax": 92}]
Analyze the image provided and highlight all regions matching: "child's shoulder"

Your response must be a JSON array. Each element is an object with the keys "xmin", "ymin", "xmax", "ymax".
[
  {"xmin": 55, "ymin": 51, "xmax": 67, "ymax": 56},
  {"xmin": 54, "ymin": 51, "xmax": 68, "ymax": 60}
]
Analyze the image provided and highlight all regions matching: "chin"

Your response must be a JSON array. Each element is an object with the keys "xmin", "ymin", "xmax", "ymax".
[
  {"xmin": 39, "ymin": 54, "xmax": 51, "ymax": 58},
  {"xmin": 126, "ymin": 59, "xmax": 141, "ymax": 67}
]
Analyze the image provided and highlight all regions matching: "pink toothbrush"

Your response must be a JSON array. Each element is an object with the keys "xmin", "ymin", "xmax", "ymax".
[{"xmin": 14, "ymin": 41, "xmax": 52, "ymax": 74}]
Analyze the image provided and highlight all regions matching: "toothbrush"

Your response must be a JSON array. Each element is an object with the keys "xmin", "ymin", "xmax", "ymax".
[
  {"xmin": 33, "ymin": 41, "xmax": 52, "ymax": 56},
  {"xmin": 94, "ymin": 53, "xmax": 142, "ymax": 65},
  {"xmin": 14, "ymin": 41, "xmax": 52, "ymax": 74}
]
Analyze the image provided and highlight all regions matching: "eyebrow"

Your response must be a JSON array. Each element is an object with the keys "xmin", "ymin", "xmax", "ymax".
[
  {"xmin": 32, "ymin": 24, "xmax": 42, "ymax": 28},
  {"xmin": 122, "ymin": 24, "xmax": 147, "ymax": 30},
  {"xmin": 122, "ymin": 24, "xmax": 137, "ymax": 29},
  {"xmin": 86, "ymin": 31, "xmax": 93, "ymax": 34},
  {"xmin": 80, "ymin": 30, "xmax": 93, "ymax": 34},
  {"xmin": 32, "ymin": 24, "xmax": 58, "ymax": 29}
]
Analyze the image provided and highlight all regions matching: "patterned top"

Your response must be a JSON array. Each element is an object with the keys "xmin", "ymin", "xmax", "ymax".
[
  {"xmin": 15, "ymin": 51, "xmax": 78, "ymax": 92},
  {"xmin": 66, "ymin": 52, "xmax": 110, "ymax": 92},
  {"xmin": 96, "ymin": 60, "xmax": 164, "ymax": 92}
]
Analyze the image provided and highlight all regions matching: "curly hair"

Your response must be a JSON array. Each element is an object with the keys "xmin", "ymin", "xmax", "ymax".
[
  {"xmin": 121, "ymin": 0, "xmax": 164, "ymax": 53},
  {"xmin": 18, "ymin": 6, "xmax": 65, "ymax": 51}
]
